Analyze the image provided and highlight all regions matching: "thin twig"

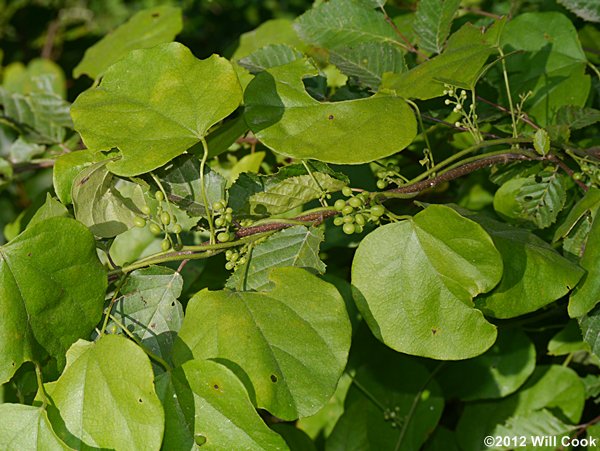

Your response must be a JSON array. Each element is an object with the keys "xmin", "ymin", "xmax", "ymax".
[
  {"xmin": 41, "ymin": 19, "xmax": 60, "ymax": 60},
  {"xmin": 477, "ymin": 95, "xmax": 540, "ymax": 130}
]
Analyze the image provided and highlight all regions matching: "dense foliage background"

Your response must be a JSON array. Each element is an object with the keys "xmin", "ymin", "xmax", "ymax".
[{"xmin": 1, "ymin": 0, "xmax": 600, "ymax": 450}]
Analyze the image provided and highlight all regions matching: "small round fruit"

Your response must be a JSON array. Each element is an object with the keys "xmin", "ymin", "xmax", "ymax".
[
  {"xmin": 342, "ymin": 187, "xmax": 353, "ymax": 197},
  {"xmin": 355, "ymin": 214, "xmax": 366, "ymax": 226},
  {"xmin": 333, "ymin": 217, "xmax": 344, "ymax": 226},
  {"xmin": 212, "ymin": 201, "xmax": 225, "ymax": 211},
  {"xmin": 160, "ymin": 211, "xmax": 171, "ymax": 225},
  {"xmin": 581, "ymin": 163, "xmax": 590, "ymax": 173},
  {"xmin": 225, "ymin": 261, "xmax": 235, "ymax": 270},
  {"xmin": 377, "ymin": 180, "xmax": 387, "ymax": 190},
  {"xmin": 238, "ymin": 257, "xmax": 247, "ymax": 265},
  {"xmin": 343, "ymin": 215, "xmax": 354, "ymax": 223},
  {"xmin": 172, "ymin": 224, "xmax": 182, "ymax": 234},
  {"xmin": 349, "ymin": 197, "xmax": 363, "ymax": 208},
  {"xmin": 342, "ymin": 205, "xmax": 354, "ymax": 216},
  {"xmin": 225, "ymin": 213, "xmax": 233, "ymax": 223},
  {"xmin": 354, "ymin": 224, "xmax": 363, "ymax": 234},
  {"xmin": 161, "ymin": 239, "xmax": 171, "ymax": 251},
  {"xmin": 334, "ymin": 199, "xmax": 346, "ymax": 211},
  {"xmin": 108, "ymin": 324, "xmax": 119, "ymax": 335},
  {"xmin": 371, "ymin": 205, "xmax": 385, "ymax": 217},
  {"xmin": 134, "ymin": 216, "xmax": 146, "ymax": 228},
  {"xmin": 215, "ymin": 217, "xmax": 225, "ymax": 227},
  {"xmin": 225, "ymin": 250, "xmax": 234, "ymax": 260},
  {"xmin": 230, "ymin": 253, "xmax": 239, "ymax": 262},
  {"xmin": 149, "ymin": 223, "xmax": 162, "ymax": 235},
  {"xmin": 343, "ymin": 223, "xmax": 356, "ymax": 235},
  {"xmin": 141, "ymin": 205, "xmax": 151, "ymax": 215},
  {"xmin": 573, "ymin": 172, "xmax": 583, "ymax": 181},
  {"xmin": 217, "ymin": 232, "xmax": 231, "ymax": 242},
  {"xmin": 225, "ymin": 207, "xmax": 233, "ymax": 214},
  {"xmin": 155, "ymin": 191, "xmax": 165, "ymax": 202}
]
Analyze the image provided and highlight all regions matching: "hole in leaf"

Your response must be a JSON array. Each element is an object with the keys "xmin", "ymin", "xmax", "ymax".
[
  {"xmin": 535, "ymin": 175, "xmax": 543, "ymax": 183},
  {"xmin": 152, "ymin": 12, "xmax": 160, "ymax": 17},
  {"xmin": 138, "ymin": 398, "xmax": 143, "ymax": 403},
  {"xmin": 328, "ymin": 114, "xmax": 334, "ymax": 120},
  {"xmin": 431, "ymin": 328, "xmax": 438, "ymax": 335},
  {"xmin": 270, "ymin": 374, "xmax": 278, "ymax": 383},
  {"xmin": 524, "ymin": 195, "xmax": 533, "ymax": 201},
  {"xmin": 213, "ymin": 384, "xmax": 219, "ymax": 390}
]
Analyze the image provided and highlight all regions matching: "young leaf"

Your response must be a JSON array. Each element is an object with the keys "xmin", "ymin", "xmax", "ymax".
[
  {"xmin": 413, "ymin": 0, "xmax": 461, "ymax": 55},
  {"xmin": 533, "ymin": 128, "xmax": 550, "ymax": 156},
  {"xmin": 71, "ymin": 42, "xmax": 242, "ymax": 176},
  {"xmin": 73, "ymin": 5, "xmax": 183, "ymax": 80},
  {"xmin": 437, "ymin": 329, "xmax": 536, "ymax": 401},
  {"xmin": 244, "ymin": 58, "xmax": 417, "ymax": 164},
  {"xmin": 111, "ymin": 266, "xmax": 184, "ymax": 362},
  {"xmin": 352, "ymin": 205, "xmax": 501, "ymax": 360},
  {"xmin": 226, "ymin": 225, "xmax": 326, "ymax": 291},
  {"xmin": 52, "ymin": 149, "xmax": 100, "ymax": 205},
  {"xmin": 27, "ymin": 194, "xmax": 69, "ymax": 229},
  {"xmin": 456, "ymin": 365, "xmax": 585, "ymax": 450},
  {"xmin": 0, "ymin": 217, "xmax": 107, "ymax": 383},
  {"xmin": 453, "ymin": 208, "xmax": 584, "ymax": 318},
  {"xmin": 156, "ymin": 359, "xmax": 289, "ymax": 451},
  {"xmin": 0, "ymin": 404, "xmax": 70, "ymax": 450},
  {"xmin": 174, "ymin": 267, "xmax": 352, "ymax": 420},
  {"xmin": 327, "ymin": 356, "xmax": 444, "ymax": 451},
  {"xmin": 72, "ymin": 160, "xmax": 140, "ymax": 237},
  {"xmin": 381, "ymin": 21, "xmax": 504, "ymax": 99},
  {"xmin": 44, "ymin": 336, "xmax": 164, "ymax": 450}
]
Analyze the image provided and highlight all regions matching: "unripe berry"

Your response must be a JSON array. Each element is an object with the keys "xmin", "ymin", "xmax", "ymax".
[
  {"xmin": 217, "ymin": 232, "xmax": 231, "ymax": 242},
  {"xmin": 155, "ymin": 191, "xmax": 165, "ymax": 202},
  {"xmin": 161, "ymin": 239, "xmax": 171, "ymax": 251},
  {"xmin": 172, "ymin": 224, "xmax": 182, "ymax": 234},
  {"xmin": 134, "ymin": 216, "xmax": 146, "ymax": 228},
  {"xmin": 149, "ymin": 223, "xmax": 162, "ymax": 235},
  {"xmin": 334, "ymin": 199, "xmax": 346, "ymax": 211},
  {"xmin": 160, "ymin": 211, "xmax": 171, "ymax": 225},
  {"xmin": 349, "ymin": 197, "xmax": 362, "ymax": 208},
  {"xmin": 342, "ymin": 187, "xmax": 353, "ymax": 197},
  {"xmin": 371, "ymin": 205, "xmax": 385, "ymax": 217},
  {"xmin": 342, "ymin": 205, "xmax": 354, "ymax": 216},
  {"xmin": 343, "ymin": 223, "xmax": 355, "ymax": 235},
  {"xmin": 141, "ymin": 205, "xmax": 151, "ymax": 215}
]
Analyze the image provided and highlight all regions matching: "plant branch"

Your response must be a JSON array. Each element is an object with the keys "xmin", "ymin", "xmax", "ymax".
[
  {"xmin": 12, "ymin": 159, "xmax": 56, "ymax": 174},
  {"xmin": 476, "ymin": 95, "xmax": 540, "ymax": 130},
  {"xmin": 379, "ymin": 5, "xmax": 428, "ymax": 59}
]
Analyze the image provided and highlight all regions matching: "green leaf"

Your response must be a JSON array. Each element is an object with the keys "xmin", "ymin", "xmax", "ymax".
[
  {"xmin": 52, "ymin": 149, "xmax": 100, "ymax": 205},
  {"xmin": 7, "ymin": 136, "xmax": 44, "ymax": 164},
  {"xmin": 556, "ymin": 105, "xmax": 600, "ymax": 129},
  {"xmin": 244, "ymin": 58, "xmax": 416, "ymax": 164},
  {"xmin": 456, "ymin": 365, "xmax": 585, "ymax": 451},
  {"xmin": 0, "ymin": 87, "xmax": 72, "ymax": 144},
  {"xmin": 438, "ymin": 329, "xmax": 536, "ymax": 401},
  {"xmin": 156, "ymin": 359, "xmax": 289, "ymax": 451},
  {"xmin": 27, "ymin": 194, "xmax": 69, "ymax": 230},
  {"xmin": 579, "ymin": 305, "xmax": 600, "ymax": 359},
  {"xmin": 204, "ymin": 115, "xmax": 249, "ymax": 159},
  {"xmin": 500, "ymin": 12, "xmax": 590, "ymax": 125},
  {"xmin": 71, "ymin": 42, "xmax": 242, "ymax": 176},
  {"xmin": 548, "ymin": 320, "xmax": 590, "ymax": 356},
  {"xmin": 233, "ymin": 19, "xmax": 306, "ymax": 60},
  {"xmin": 351, "ymin": 205, "xmax": 501, "ymax": 360},
  {"xmin": 0, "ymin": 404, "xmax": 70, "ymax": 450},
  {"xmin": 493, "ymin": 168, "xmax": 568, "ymax": 229},
  {"xmin": 533, "ymin": 128, "xmax": 550, "ymax": 156},
  {"xmin": 174, "ymin": 267, "xmax": 352, "ymax": 420},
  {"xmin": 0, "ymin": 217, "xmax": 107, "ymax": 383},
  {"xmin": 381, "ymin": 21, "xmax": 504, "ymax": 99},
  {"xmin": 228, "ymin": 151, "xmax": 266, "ymax": 184},
  {"xmin": 453, "ymin": 208, "xmax": 583, "ymax": 318},
  {"xmin": 557, "ymin": 0, "xmax": 600, "ymax": 23},
  {"xmin": 570, "ymin": 212, "xmax": 600, "ymax": 317},
  {"xmin": 327, "ymin": 356, "xmax": 444, "ymax": 451},
  {"xmin": 72, "ymin": 159, "xmax": 140, "ymax": 237},
  {"xmin": 270, "ymin": 424, "xmax": 316, "ymax": 451},
  {"xmin": 238, "ymin": 44, "xmax": 303, "ymax": 74},
  {"xmin": 44, "ymin": 336, "xmax": 164, "ymax": 450},
  {"xmin": 3, "ymin": 58, "xmax": 66, "ymax": 98},
  {"xmin": 226, "ymin": 226, "xmax": 326, "ymax": 291},
  {"xmin": 73, "ymin": 5, "xmax": 183, "ymax": 80},
  {"xmin": 154, "ymin": 155, "xmax": 227, "ymax": 218},
  {"xmin": 112, "ymin": 266, "xmax": 183, "ymax": 362},
  {"xmin": 553, "ymin": 187, "xmax": 600, "ymax": 242},
  {"xmin": 413, "ymin": 0, "xmax": 461, "ymax": 54}
]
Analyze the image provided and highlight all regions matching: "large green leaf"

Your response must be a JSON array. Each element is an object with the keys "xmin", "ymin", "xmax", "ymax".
[
  {"xmin": 0, "ymin": 217, "xmax": 107, "ymax": 383},
  {"xmin": 454, "ymin": 208, "xmax": 584, "ymax": 318},
  {"xmin": 558, "ymin": 0, "xmax": 600, "ymax": 23},
  {"xmin": 44, "ymin": 336, "xmax": 164, "ymax": 450},
  {"xmin": 156, "ymin": 359, "xmax": 289, "ymax": 450},
  {"xmin": 500, "ymin": 12, "xmax": 590, "ymax": 125},
  {"xmin": 111, "ymin": 266, "xmax": 184, "ymax": 362},
  {"xmin": 3, "ymin": 58, "xmax": 66, "ymax": 98},
  {"xmin": 72, "ymin": 160, "xmax": 140, "ymax": 237},
  {"xmin": 352, "ymin": 205, "xmax": 501, "ymax": 360},
  {"xmin": 327, "ymin": 356, "xmax": 444, "ymax": 451},
  {"xmin": 413, "ymin": 0, "xmax": 461, "ymax": 54},
  {"xmin": 0, "ymin": 404, "xmax": 70, "ymax": 450},
  {"xmin": 381, "ymin": 21, "xmax": 503, "ymax": 99},
  {"xmin": 244, "ymin": 58, "xmax": 416, "ymax": 164},
  {"xmin": 73, "ymin": 5, "xmax": 183, "ymax": 80},
  {"xmin": 437, "ymin": 329, "xmax": 535, "ymax": 401},
  {"xmin": 174, "ymin": 267, "xmax": 352, "ymax": 420},
  {"xmin": 570, "ymin": 212, "xmax": 600, "ymax": 317},
  {"xmin": 52, "ymin": 149, "xmax": 101, "ymax": 205},
  {"xmin": 71, "ymin": 42, "xmax": 242, "ymax": 176},
  {"xmin": 226, "ymin": 225, "xmax": 326, "ymax": 291},
  {"xmin": 456, "ymin": 365, "xmax": 585, "ymax": 450}
]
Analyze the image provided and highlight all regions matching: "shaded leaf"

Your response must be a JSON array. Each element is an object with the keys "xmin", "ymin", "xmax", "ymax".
[
  {"xmin": 570, "ymin": 211, "xmax": 600, "ymax": 317},
  {"xmin": 44, "ymin": 336, "xmax": 164, "ymax": 450},
  {"xmin": 27, "ymin": 194, "xmax": 69, "ymax": 229},
  {"xmin": 0, "ymin": 404, "xmax": 70, "ymax": 450},
  {"xmin": 553, "ymin": 187, "xmax": 600, "ymax": 241},
  {"xmin": 352, "ymin": 205, "xmax": 501, "ymax": 360},
  {"xmin": 579, "ymin": 304, "xmax": 600, "ymax": 359},
  {"xmin": 52, "ymin": 149, "xmax": 101, "ymax": 205},
  {"xmin": 244, "ymin": 58, "xmax": 416, "ymax": 164},
  {"xmin": 238, "ymin": 44, "xmax": 303, "ymax": 74},
  {"xmin": 414, "ymin": 0, "xmax": 461, "ymax": 54},
  {"xmin": 0, "ymin": 217, "xmax": 107, "ymax": 383},
  {"xmin": 557, "ymin": 0, "xmax": 600, "ymax": 23},
  {"xmin": 174, "ymin": 267, "xmax": 352, "ymax": 420},
  {"xmin": 226, "ymin": 226, "xmax": 326, "ymax": 291},
  {"xmin": 548, "ymin": 320, "xmax": 590, "ymax": 356},
  {"xmin": 556, "ymin": 105, "xmax": 600, "ymax": 129},
  {"xmin": 71, "ymin": 42, "xmax": 242, "ymax": 176},
  {"xmin": 3, "ymin": 58, "xmax": 66, "ymax": 98},
  {"xmin": 156, "ymin": 359, "xmax": 289, "ymax": 450},
  {"xmin": 73, "ymin": 6, "xmax": 183, "ymax": 80}
]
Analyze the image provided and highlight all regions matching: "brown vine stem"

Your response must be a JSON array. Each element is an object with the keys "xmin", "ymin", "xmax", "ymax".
[{"xmin": 12, "ymin": 159, "xmax": 56, "ymax": 174}]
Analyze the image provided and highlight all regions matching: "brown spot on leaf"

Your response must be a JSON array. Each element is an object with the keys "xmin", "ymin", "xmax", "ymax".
[
  {"xmin": 431, "ymin": 328, "xmax": 438, "ymax": 335},
  {"xmin": 328, "ymin": 114, "xmax": 334, "ymax": 120},
  {"xmin": 213, "ymin": 384, "xmax": 219, "ymax": 390}
]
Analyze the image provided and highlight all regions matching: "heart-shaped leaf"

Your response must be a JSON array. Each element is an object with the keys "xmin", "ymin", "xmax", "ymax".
[
  {"xmin": 71, "ymin": 42, "xmax": 242, "ymax": 176},
  {"xmin": 0, "ymin": 404, "xmax": 70, "ymax": 450},
  {"xmin": 351, "ymin": 205, "xmax": 502, "ymax": 360}
]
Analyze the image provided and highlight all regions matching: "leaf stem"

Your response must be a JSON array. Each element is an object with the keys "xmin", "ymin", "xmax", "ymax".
[
  {"xmin": 498, "ymin": 47, "xmax": 519, "ymax": 139},
  {"xmin": 100, "ymin": 274, "xmax": 129, "ymax": 336},
  {"xmin": 199, "ymin": 137, "xmax": 215, "ymax": 244},
  {"xmin": 35, "ymin": 363, "xmax": 48, "ymax": 408},
  {"xmin": 406, "ymin": 99, "xmax": 434, "ymax": 166}
]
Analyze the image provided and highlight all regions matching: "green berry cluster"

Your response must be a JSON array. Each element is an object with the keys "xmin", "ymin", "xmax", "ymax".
[
  {"xmin": 443, "ymin": 84, "xmax": 482, "ymax": 142},
  {"xmin": 375, "ymin": 164, "xmax": 401, "ymax": 190},
  {"xmin": 333, "ymin": 187, "xmax": 386, "ymax": 234},
  {"xmin": 573, "ymin": 161, "xmax": 600, "ymax": 187},
  {"xmin": 134, "ymin": 190, "xmax": 182, "ymax": 251},
  {"xmin": 213, "ymin": 200, "xmax": 236, "ymax": 243},
  {"xmin": 383, "ymin": 406, "xmax": 405, "ymax": 429},
  {"xmin": 224, "ymin": 244, "xmax": 249, "ymax": 271}
]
